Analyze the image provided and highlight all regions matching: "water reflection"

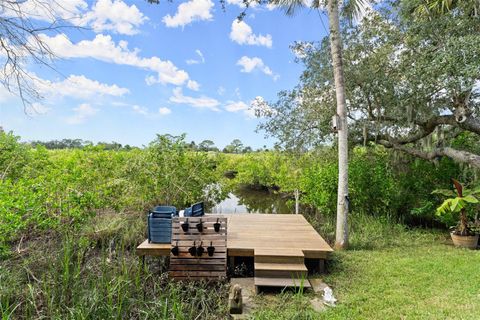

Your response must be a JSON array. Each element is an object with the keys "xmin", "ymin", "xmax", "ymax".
[{"xmin": 208, "ymin": 187, "xmax": 293, "ymax": 214}]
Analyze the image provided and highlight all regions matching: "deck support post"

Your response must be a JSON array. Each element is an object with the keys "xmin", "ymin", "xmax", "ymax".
[{"xmin": 318, "ymin": 259, "xmax": 325, "ymax": 273}]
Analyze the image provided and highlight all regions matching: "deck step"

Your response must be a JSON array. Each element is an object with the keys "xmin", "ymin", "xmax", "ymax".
[
  {"xmin": 254, "ymin": 262, "xmax": 308, "ymax": 271},
  {"xmin": 254, "ymin": 277, "xmax": 311, "ymax": 288},
  {"xmin": 254, "ymin": 248, "xmax": 305, "ymax": 264},
  {"xmin": 255, "ymin": 262, "xmax": 308, "ymax": 278},
  {"xmin": 254, "ymin": 248, "xmax": 304, "ymax": 257}
]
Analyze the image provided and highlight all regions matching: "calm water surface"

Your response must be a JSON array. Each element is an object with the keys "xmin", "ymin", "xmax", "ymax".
[{"xmin": 208, "ymin": 187, "xmax": 293, "ymax": 214}]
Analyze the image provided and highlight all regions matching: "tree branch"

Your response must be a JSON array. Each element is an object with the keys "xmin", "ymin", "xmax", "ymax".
[
  {"xmin": 376, "ymin": 114, "xmax": 479, "ymax": 146},
  {"xmin": 377, "ymin": 140, "xmax": 480, "ymax": 169}
]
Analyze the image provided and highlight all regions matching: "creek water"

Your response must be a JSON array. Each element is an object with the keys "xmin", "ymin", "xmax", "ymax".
[{"xmin": 207, "ymin": 187, "xmax": 293, "ymax": 214}]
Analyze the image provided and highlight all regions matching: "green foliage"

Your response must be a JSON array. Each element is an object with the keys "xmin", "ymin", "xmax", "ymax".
[
  {"xmin": 432, "ymin": 183, "xmax": 480, "ymax": 228},
  {"xmin": 223, "ymin": 139, "xmax": 245, "ymax": 154},
  {"xmin": 0, "ymin": 132, "xmax": 220, "ymax": 255},
  {"xmin": 0, "ymin": 213, "xmax": 228, "ymax": 319},
  {"xmin": 252, "ymin": 214, "xmax": 480, "ymax": 319},
  {"xmin": 259, "ymin": 1, "xmax": 480, "ymax": 167},
  {"xmin": 221, "ymin": 145, "xmax": 466, "ymax": 222}
]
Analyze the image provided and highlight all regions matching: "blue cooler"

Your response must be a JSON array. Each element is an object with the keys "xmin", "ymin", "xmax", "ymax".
[{"xmin": 147, "ymin": 206, "xmax": 177, "ymax": 243}]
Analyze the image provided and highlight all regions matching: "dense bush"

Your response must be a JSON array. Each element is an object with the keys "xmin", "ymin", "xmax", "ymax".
[
  {"xmin": 0, "ymin": 132, "xmax": 221, "ymax": 257},
  {"xmin": 2, "ymin": 129, "xmax": 475, "ymax": 258},
  {"xmin": 219, "ymin": 145, "xmax": 474, "ymax": 225}
]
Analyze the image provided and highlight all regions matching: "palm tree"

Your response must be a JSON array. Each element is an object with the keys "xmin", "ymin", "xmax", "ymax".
[
  {"xmin": 271, "ymin": 0, "xmax": 368, "ymax": 249},
  {"xmin": 412, "ymin": 0, "xmax": 479, "ymax": 16}
]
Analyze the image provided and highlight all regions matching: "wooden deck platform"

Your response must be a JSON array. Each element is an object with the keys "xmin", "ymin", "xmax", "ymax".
[
  {"xmin": 136, "ymin": 213, "xmax": 333, "ymax": 289},
  {"xmin": 227, "ymin": 214, "xmax": 333, "ymax": 259}
]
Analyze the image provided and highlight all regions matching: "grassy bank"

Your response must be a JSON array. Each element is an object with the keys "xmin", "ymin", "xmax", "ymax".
[
  {"xmin": 3, "ymin": 213, "xmax": 479, "ymax": 319},
  {"xmin": 253, "ymin": 215, "xmax": 480, "ymax": 319},
  {"xmin": 0, "ymin": 212, "xmax": 229, "ymax": 319},
  {"xmin": 2, "ymin": 132, "xmax": 479, "ymax": 319}
]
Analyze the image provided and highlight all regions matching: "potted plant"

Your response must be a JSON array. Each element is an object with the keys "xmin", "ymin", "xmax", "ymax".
[{"xmin": 433, "ymin": 179, "xmax": 480, "ymax": 249}]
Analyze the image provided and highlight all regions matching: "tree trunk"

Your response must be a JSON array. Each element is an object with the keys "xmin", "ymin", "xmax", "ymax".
[
  {"xmin": 327, "ymin": 0, "xmax": 349, "ymax": 249},
  {"xmin": 459, "ymin": 208, "xmax": 469, "ymax": 236}
]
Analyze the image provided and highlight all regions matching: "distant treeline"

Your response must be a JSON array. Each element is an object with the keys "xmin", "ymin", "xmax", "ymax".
[
  {"xmin": 28, "ymin": 136, "xmax": 265, "ymax": 153},
  {"xmin": 29, "ymin": 139, "xmax": 135, "ymax": 150}
]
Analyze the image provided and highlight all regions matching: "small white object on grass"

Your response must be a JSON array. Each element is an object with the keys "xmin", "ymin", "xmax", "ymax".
[{"xmin": 323, "ymin": 286, "xmax": 337, "ymax": 306}]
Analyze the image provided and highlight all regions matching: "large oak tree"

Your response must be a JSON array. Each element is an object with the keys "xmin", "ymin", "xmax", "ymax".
[{"xmin": 258, "ymin": 1, "xmax": 480, "ymax": 169}]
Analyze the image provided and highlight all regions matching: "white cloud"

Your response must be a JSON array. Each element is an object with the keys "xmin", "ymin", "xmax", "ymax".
[
  {"xmin": 26, "ymin": 102, "xmax": 51, "ymax": 116},
  {"xmin": 266, "ymin": 3, "xmax": 278, "ymax": 10},
  {"xmin": 230, "ymin": 20, "xmax": 272, "ymax": 48},
  {"xmin": 79, "ymin": 0, "xmax": 148, "ymax": 35},
  {"xmin": 159, "ymin": 107, "xmax": 172, "ymax": 115},
  {"xmin": 186, "ymin": 49, "xmax": 205, "ymax": 65},
  {"xmin": 66, "ymin": 103, "xmax": 99, "ymax": 124},
  {"xmin": 236, "ymin": 56, "xmax": 279, "ymax": 80},
  {"xmin": 169, "ymin": 87, "xmax": 220, "ymax": 111},
  {"xmin": 187, "ymin": 80, "xmax": 201, "ymax": 91},
  {"xmin": 35, "ymin": 74, "xmax": 129, "ymax": 99},
  {"xmin": 4, "ymin": 0, "xmax": 147, "ymax": 35},
  {"xmin": 235, "ymin": 88, "xmax": 241, "ymax": 99},
  {"xmin": 0, "ymin": 87, "xmax": 15, "ymax": 103},
  {"xmin": 2, "ymin": 0, "xmax": 88, "ymax": 22},
  {"xmin": 225, "ymin": 0, "xmax": 258, "ymax": 8},
  {"xmin": 163, "ymin": 0, "xmax": 214, "ymax": 28},
  {"xmin": 217, "ymin": 86, "xmax": 226, "ymax": 96},
  {"xmin": 132, "ymin": 105, "xmax": 148, "ymax": 115},
  {"xmin": 40, "ymin": 33, "xmax": 192, "ymax": 86},
  {"xmin": 131, "ymin": 105, "xmax": 173, "ymax": 116},
  {"xmin": 112, "ymin": 102, "xmax": 171, "ymax": 117},
  {"xmin": 225, "ymin": 101, "xmax": 248, "ymax": 112},
  {"xmin": 225, "ymin": 100, "xmax": 256, "ymax": 118}
]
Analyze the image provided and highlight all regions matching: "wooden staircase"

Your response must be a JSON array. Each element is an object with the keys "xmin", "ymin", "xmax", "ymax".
[{"xmin": 254, "ymin": 248, "xmax": 311, "ymax": 290}]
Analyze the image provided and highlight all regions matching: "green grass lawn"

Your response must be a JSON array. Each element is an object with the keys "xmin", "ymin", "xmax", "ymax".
[
  {"xmin": 2, "ymin": 213, "xmax": 480, "ymax": 319},
  {"xmin": 253, "ymin": 218, "xmax": 480, "ymax": 319}
]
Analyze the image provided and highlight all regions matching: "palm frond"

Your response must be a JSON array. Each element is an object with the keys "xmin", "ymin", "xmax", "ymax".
[
  {"xmin": 270, "ymin": 0, "xmax": 306, "ymax": 16},
  {"xmin": 341, "ymin": 0, "xmax": 371, "ymax": 22}
]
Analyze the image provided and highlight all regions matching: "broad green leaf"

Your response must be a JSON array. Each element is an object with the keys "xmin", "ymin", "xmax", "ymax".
[
  {"xmin": 431, "ymin": 189, "xmax": 456, "ymax": 197},
  {"xmin": 462, "ymin": 195, "xmax": 479, "ymax": 204},
  {"xmin": 449, "ymin": 197, "xmax": 462, "ymax": 212},
  {"xmin": 436, "ymin": 199, "xmax": 452, "ymax": 215}
]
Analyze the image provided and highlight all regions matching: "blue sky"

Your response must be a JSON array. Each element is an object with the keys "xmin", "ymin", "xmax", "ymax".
[{"xmin": 0, "ymin": 0, "xmax": 329, "ymax": 148}]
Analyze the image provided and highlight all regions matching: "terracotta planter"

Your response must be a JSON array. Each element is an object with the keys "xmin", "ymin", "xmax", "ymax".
[{"xmin": 450, "ymin": 232, "xmax": 479, "ymax": 249}]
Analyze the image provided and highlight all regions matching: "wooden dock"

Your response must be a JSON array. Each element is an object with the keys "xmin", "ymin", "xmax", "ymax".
[{"xmin": 137, "ymin": 214, "xmax": 333, "ymax": 290}]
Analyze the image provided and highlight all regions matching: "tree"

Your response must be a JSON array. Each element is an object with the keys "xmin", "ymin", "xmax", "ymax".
[
  {"xmin": 265, "ymin": 0, "xmax": 368, "ymax": 249},
  {"xmin": 242, "ymin": 146, "xmax": 253, "ymax": 153},
  {"xmin": 326, "ymin": 0, "xmax": 350, "ymax": 249},
  {"xmin": 259, "ymin": 2, "xmax": 480, "ymax": 168},
  {"xmin": 187, "ymin": 140, "xmax": 197, "ymax": 150},
  {"xmin": 410, "ymin": 0, "xmax": 480, "ymax": 17},
  {"xmin": 198, "ymin": 139, "xmax": 218, "ymax": 152},
  {"xmin": 0, "ymin": 1, "xmax": 76, "ymax": 107},
  {"xmin": 223, "ymin": 139, "xmax": 244, "ymax": 154}
]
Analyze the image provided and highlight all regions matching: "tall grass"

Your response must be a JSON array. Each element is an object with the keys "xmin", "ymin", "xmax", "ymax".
[{"xmin": 0, "ymin": 213, "xmax": 229, "ymax": 319}]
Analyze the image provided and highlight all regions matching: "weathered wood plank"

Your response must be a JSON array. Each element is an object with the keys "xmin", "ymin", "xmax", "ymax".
[
  {"xmin": 136, "ymin": 240, "xmax": 170, "ymax": 256},
  {"xmin": 169, "ymin": 264, "xmax": 226, "ymax": 271},
  {"xmin": 254, "ymin": 277, "xmax": 311, "ymax": 288},
  {"xmin": 169, "ymin": 217, "xmax": 227, "ymax": 279}
]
